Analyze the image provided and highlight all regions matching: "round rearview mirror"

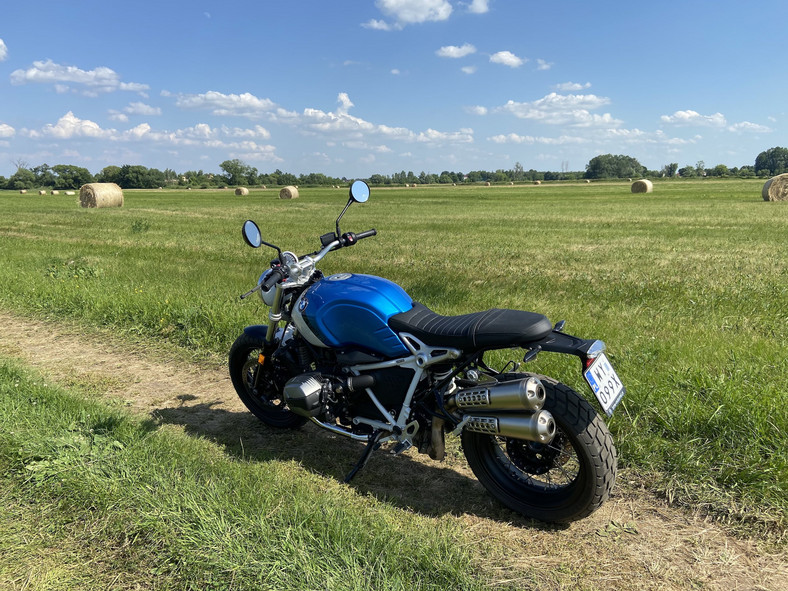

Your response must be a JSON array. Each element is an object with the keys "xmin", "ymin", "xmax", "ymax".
[
  {"xmin": 242, "ymin": 220, "xmax": 262, "ymax": 248},
  {"xmin": 349, "ymin": 180, "xmax": 370, "ymax": 203}
]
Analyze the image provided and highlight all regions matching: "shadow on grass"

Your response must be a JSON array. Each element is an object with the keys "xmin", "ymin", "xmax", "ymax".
[{"xmin": 153, "ymin": 401, "xmax": 569, "ymax": 531}]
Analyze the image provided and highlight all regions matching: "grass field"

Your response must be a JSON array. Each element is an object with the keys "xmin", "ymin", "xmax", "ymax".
[{"xmin": 0, "ymin": 180, "xmax": 786, "ymax": 585}]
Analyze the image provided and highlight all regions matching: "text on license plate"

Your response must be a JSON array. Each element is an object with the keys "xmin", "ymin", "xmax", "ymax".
[{"xmin": 583, "ymin": 353, "xmax": 625, "ymax": 417}]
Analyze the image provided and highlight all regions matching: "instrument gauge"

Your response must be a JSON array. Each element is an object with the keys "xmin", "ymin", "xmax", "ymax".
[{"xmin": 281, "ymin": 251, "xmax": 298, "ymax": 267}]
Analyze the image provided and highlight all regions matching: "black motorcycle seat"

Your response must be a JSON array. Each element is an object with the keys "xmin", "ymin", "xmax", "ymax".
[{"xmin": 388, "ymin": 302, "xmax": 552, "ymax": 350}]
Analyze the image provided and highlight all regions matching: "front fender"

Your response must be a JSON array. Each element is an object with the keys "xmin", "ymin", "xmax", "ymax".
[{"xmin": 242, "ymin": 324, "xmax": 269, "ymax": 342}]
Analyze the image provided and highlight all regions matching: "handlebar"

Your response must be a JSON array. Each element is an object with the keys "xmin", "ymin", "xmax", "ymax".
[
  {"xmin": 243, "ymin": 228, "xmax": 378, "ymax": 299},
  {"xmin": 262, "ymin": 267, "xmax": 286, "ymax": 291}
]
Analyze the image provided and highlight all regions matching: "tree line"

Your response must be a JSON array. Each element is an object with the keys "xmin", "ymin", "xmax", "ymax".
[{"xmin": 3, "ymin": 148, "xmax": 788, "ymax": 191}]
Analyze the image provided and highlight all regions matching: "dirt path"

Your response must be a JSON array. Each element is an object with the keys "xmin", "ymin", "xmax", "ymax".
[{"xmin": 1, "ymin": 311, "xmax": 785, "ymax": 590}]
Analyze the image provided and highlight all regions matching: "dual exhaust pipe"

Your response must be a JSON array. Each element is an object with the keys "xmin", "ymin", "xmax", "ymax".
[{"xmin": 447, "ymin": 376, "xmax": 556, "ymax": 443}]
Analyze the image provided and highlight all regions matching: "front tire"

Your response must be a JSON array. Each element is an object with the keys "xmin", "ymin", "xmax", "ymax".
[
  {"xmin": 461, "ymin": 374, "xmax": 616, "ymax": 523},
  {"xmin": 228, "ymin": 331, "xmax": 307, "ymax": 429}
]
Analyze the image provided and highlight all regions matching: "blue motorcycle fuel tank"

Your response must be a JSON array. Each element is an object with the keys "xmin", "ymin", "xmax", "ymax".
[{"xmin": 291, "ymin": 273, "xmax": 413, "ymax": 358}]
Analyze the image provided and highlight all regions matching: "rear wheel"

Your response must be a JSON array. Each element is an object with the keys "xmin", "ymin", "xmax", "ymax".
[
  {"xmin": 228, "ymin": 331, "xmax": 307, "ymax": 429},
  {"xmin": 461, "ymin": 374, "xmax": 616, "ymax": 523}
]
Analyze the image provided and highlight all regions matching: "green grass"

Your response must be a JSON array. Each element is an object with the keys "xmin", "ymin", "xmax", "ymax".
[
  {"xmin": 0, "ymin": 180, "xmax": 786, "ymax": 537},
  {"xmin": 0, "ymin": 357, "xmax": 490, "ymax": 590}
]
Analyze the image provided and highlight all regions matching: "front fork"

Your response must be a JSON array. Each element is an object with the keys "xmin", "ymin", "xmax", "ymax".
[{"xmin": 264, "ymin": 282, "xmax": 286, "ymax": 346}]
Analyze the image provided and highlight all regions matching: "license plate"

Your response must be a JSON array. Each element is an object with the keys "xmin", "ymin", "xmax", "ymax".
[{"xmin": 583, "ymin": 353, "xmax": 625, "ymax": 416}]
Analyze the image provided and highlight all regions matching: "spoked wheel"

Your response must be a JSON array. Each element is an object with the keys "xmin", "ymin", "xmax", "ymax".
[
  {"xmin": 228, "ymin": 332, "xmax": 306, "ymax": 429},
  {"xmin": 462, "ymin": 375, "xmax": 617, "ymax": 523}
]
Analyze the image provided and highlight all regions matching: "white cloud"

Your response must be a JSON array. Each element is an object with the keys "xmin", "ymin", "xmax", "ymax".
[
  {"xmin": 9, "ymin": 59, "xmax": 149, "ymax": 95},
  {"xmin": 660, "ymin": 109, "xmax": 726, "ymax": 127},
  {"xmin": 173, "ymin": 90, "xmax": 283, "ymax": 120},
  {"xmin": 125, "ymin": 102, "xmax": 162, "ymax": 116},
  {"xmin": 376, "ymin": 0, "xmax": 452, "ymax": 25},
  {"xmin": 436, "ymin": 43, "xmax": 476, "ymax": 58},
  {"xmin": 0, "ymin": 39, "xmax": 7, "ymax": 62},
  {"xmin": 0, "ymin": 123, "xmax": 15, "ymax": 137},
  {"xmin": 40, "ymin": 112, "xmax": 114, "ymax": 139},
  {"xmin": 361, "ymin": 18, "xmax": 393, "ymax": 30},
  {"xmin": 466, "ymin": 105, "xmax": 488, "ymax": 115},
  {"xmin": 497, "ymin": 93, "xmax": 619, "ymax": 127},
  {"xmin": 108, "ymin": 111, "xmax": 129, "ymax": 122},
  {"xmin": 555, "ymin": 81, "xmax": 591, "ymax": 91},
  {"xmin": 728, "ymin": 121, "xmax": 771, "ymax": 133},
  {"xmin": 461, "ymin": 65, "xmax": 477, "ymax": 74},
  {"xmin": 489, "ymin": 133, "xmax": 588, "ymax": 145},
  {"xmin": 391, "ymin": 68, "xmax": 401, "ymax": 75},
  {"xmin": 536, "ymin": 59, "xmax": 553, "ymax": 71},
  {"xmin": 490, "ymin": 51, "xmax": 525, "ymax": 68},
  {"xmin": 467, "ymin": 0, "xmax": 490, "ymax": 14}
]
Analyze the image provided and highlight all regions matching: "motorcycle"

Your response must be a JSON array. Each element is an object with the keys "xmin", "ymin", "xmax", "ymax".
[{"xmin": 229, "ymin": 180, "xmax": 625, "ymax": 523}]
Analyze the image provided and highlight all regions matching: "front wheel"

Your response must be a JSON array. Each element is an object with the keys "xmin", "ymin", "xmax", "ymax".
[
  {"xmin": 228, "ymin": 331, "xmax": 307, "ymax": 429},
  {"xmin": 461, "ymin": 374, "xmax": 617, "ymax": 523}
]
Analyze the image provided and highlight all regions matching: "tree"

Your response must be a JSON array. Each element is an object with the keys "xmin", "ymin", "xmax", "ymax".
[
  {"xmin": 96, "ymin": 165, "xmax": 123, "ymax": 184},
  {"xmin": 661, "ymin": 163, "xmax": 678, "ymax": 177},
  {"xmin": 51, "ymin": 164, "xmax": 93, "ymax": 189},
  {"xmin": 584, "ymin": 154, "xmax": 645, "ymax": 179},
  {"xmin": 8, "ymin": 167, "xmax": 35, "ymax": 190},
  {"xmin": 220, "ymin": 159, "xmax": 256, "ymax": 185},
  {"xmin": 32, "ymin": 164, "xmax": 57, "ymax": 187},
  {"xmin": 754, "ymin": 147, "xmax": 788, "ymax": 176},
  {"xmin": 678, "ymin": 165, "xmax": 697, "ymax": 178}
]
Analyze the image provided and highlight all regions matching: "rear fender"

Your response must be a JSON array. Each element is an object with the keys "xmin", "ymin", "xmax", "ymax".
[{"xmin": 536, "ymin": 331, "xmax": 606, "ymax": 367}]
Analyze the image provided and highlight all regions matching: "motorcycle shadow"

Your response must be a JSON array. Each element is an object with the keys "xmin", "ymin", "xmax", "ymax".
[{"xmin": 153, "ymin": 400, "xmax": 568, "ymax": 530}]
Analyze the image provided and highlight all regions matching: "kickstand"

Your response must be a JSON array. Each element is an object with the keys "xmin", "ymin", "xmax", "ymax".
[{"xmin": 343, "ymin": 430, "xmax": 383, "ymax": 483}]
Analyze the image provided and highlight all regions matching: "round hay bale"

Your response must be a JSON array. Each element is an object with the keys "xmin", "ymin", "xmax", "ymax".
[
  {"xmin": 585, "ymin": 179, "xmax": 591, "ymax": 184},
  {"xmin": 19, "ymin": 189, "xmax": 27, "ymax": 194},
  {"xmin": 534, "ymin": 180, "xmax": 541, "ymax": 185},
  {"xmin": 631, "ymin": 179, "xmax": 653, "ymax": 194},
  {"xmin": 485, "ymin": 182, "xmax": 491, "ymax": 186},
  {"xmin": 279, "ymin": 186, "xmax": 299, "ymax": 199},
  {"xmin": 51, "ymin": 190, "xmax": 60, "ymax": 195},
  {"xmin": 261, "ymin": 185, "xmax": 267, "ymax": 190},
  {"xmin": 79, "ymin": 183, "xmax": 124, "ymax": 208},
  {"xmin": 762, "ymin": 173, "xmax": 788, "ymax": 201},
  {"xmin": 235, "ymin": 187, "xmax": 250, "ymax": 196},
  {"xmin": 65, "ymin": 191, "xmax": 76, "ymax": 196},
  {"xmin": 39, "ymin": 190, "xmax": 47, "ymax": 195}
]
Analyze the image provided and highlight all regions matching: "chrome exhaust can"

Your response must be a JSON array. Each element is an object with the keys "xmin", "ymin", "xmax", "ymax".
[
  {"xmin": 452, "ymin": 377, "xmax": 546, "ymax": 412},
  {"xmin": 463, "ymin": 410, "xmax": 556, "ymax": 443}
]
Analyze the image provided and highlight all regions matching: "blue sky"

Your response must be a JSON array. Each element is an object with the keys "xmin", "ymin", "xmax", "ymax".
[{"xmin": 0, "ymin": 0, "xmax": 785, "ymax": 179}]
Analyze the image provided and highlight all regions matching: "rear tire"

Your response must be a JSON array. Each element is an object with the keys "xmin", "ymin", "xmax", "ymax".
[
  {"xmin": 461, "ymin": 374, "xmax": 616, "ymax": 523},
  {"xmin": 228, "ymin": 331, "xmax": 307, "ymax": 429}
]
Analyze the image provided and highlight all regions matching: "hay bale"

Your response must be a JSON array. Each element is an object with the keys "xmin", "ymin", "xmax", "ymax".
[
  {"xmin": 762, "ymin": 173, "xmax": 788, "ymax": 201},
  {"xmin": 279, "ymin": 186, "xmax": 299, "ymax": 199},
  {"xmin": 51, "ymin": 190, "xmax": 60, "ymax": 195},
  {"xmin": 79, "ymin": 183, "xmax": 124, "ymax": 208},
  {"xmin": 585, "ymin": 179, "xmax": 591, "ymax": 184},
  {"xmin": 19, "ymin": 189, "xmax": 27, "ymax": 194},
  {"xmin": 485, "ymin": 182, "xmax": 491, "ymax": 186},
  {"xmin": 534, "ymin": 180, "xmax": 541, "ymax": 185},
  {"xmin": 631, "ymin": 179, "xmax": 653, "ymax": 194},
  {"xmin": 235, "ymin": 187, "xmax": 250, "ymax": 196},
  {"xmin": 261, "ymin": 185, "xmax": 266, "ymax": 190},
  {"xmin": 65, "ymin": 191, "xmax": 76, "ymax": 196},
  {"xmin": 39, "ymin": 190, "xmax": 47, "ymax": 195}
]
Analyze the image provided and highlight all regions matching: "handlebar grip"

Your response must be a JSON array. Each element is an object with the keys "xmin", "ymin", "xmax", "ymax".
[
  {"xmin": 355, "ymin": 229, "xmax": 377, "ymax": 240},
  {"xmin": 261, "ymin": 267, "xmax": 286, "ymax": 291}
]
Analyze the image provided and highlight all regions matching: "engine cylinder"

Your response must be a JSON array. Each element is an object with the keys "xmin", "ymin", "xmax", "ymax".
[
  {"xmin": 463, "ymin": 410, "xmax": 555, "ymax": 443},
  {"xmin": 283, "ymin": 373, "xmax": 325, "ymax": 418},
  {"xmin": 451, "ymin": 377, "xmax": 545, "ymax": 412}
]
